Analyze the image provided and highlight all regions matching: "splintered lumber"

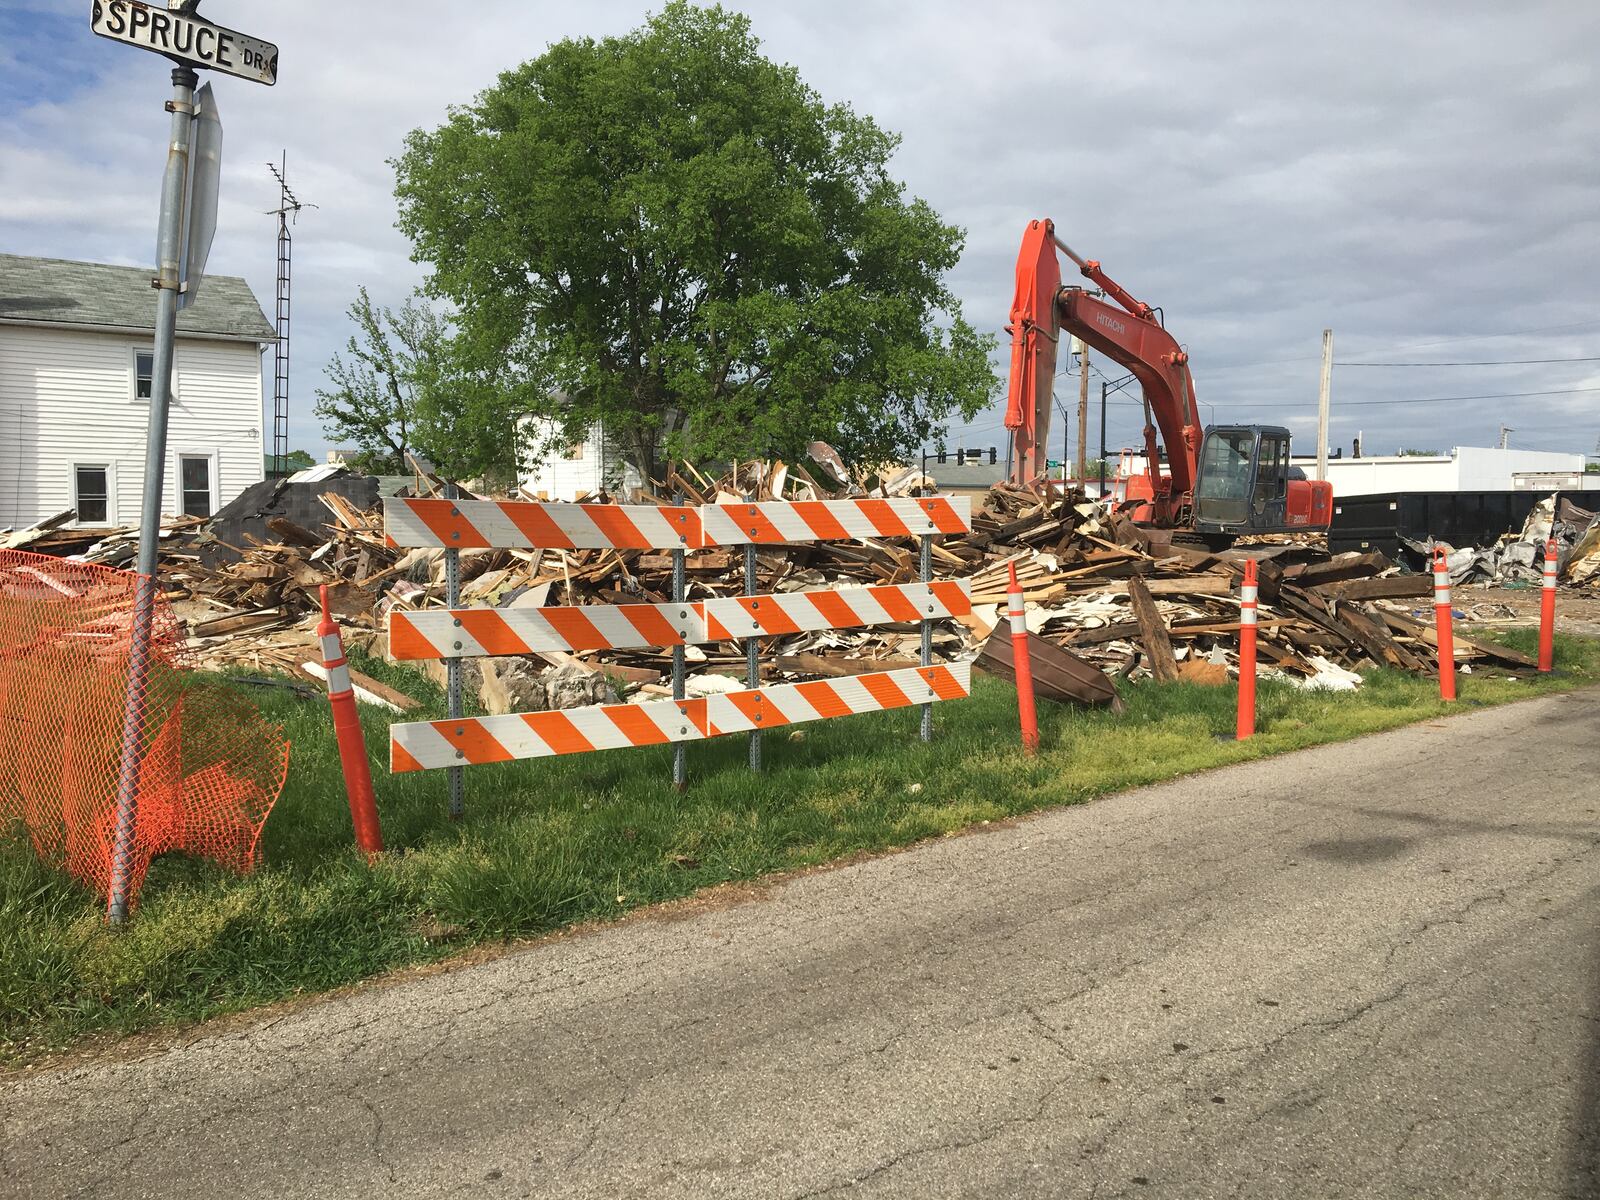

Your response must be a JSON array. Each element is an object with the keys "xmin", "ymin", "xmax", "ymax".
[
  {"xmin": 1376, "ymin": 609, "xmax": 1539, "ymax": 669},
  {"xmin": 975, "ymin": 627, "xmax": 1124, "ymax": 710},
  {"xmin": 192, "ymin": 607, "xmax": 290, "ymax": 638},
  {"xmin": 1335, "ymin": 602, "xmax": 1424, "ymax": 671},
  {"xmin": 1126, "ymin": 576, "xmax": 1180, "ymax": 683},
  {"xmin": 1282, "ymin": 552, "xmax": 1392, "ymax": 588},
  {"xmin": 1318, "ymin": 575, "xmax": 1431, "ymax": 603},
  {"xmin": 1078, "ymin": 576, "xmax": 1235, "ymax": 598}
]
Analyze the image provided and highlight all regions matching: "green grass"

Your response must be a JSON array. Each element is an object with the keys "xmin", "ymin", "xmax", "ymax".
[{"xmin": 3, "ymin": 630, "xmax": 1596, "ymax": 1065}]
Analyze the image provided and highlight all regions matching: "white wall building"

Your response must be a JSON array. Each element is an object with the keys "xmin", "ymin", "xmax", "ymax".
[
  {"xmin": 0, "ymin": 253, "xmax": 274, "ymax": 529},
  {"xmin": 517, "ymin": 412, "xmax": 641, "ymax": 501},
  {"xmin": 1299, "ymin": 446, "xmax": 1594, "ymax": 497}
]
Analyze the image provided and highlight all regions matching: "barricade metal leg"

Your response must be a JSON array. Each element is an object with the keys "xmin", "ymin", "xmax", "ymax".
[
  {"xmin": 445, "ymin": 482, "xmax": 465, "ymax": 818},
  {"xmin": 920, "ymin": 534, "xmax": 933, "ymax": 743},
  {"xmin": 745, "ymin": 536, "xmax": 762, "ymax": 771},
  {"xmin": 673, "ymin": 508, "xmax": 688, "ymax": 792}
]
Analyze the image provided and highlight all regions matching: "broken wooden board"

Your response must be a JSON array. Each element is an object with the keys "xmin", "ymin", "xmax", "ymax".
[
  {"xmin": 1126, "ymin": 576, "xmax": 1180, "ymax": 684},
  {"xmin": 975, "ymin": 628, "xmax": 1124, "ymax": 710}
]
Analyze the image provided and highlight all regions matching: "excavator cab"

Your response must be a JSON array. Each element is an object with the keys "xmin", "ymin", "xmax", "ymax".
[{"xmin": 1192, "ymin": 425, "xmax": 1331, "ymax": 538}]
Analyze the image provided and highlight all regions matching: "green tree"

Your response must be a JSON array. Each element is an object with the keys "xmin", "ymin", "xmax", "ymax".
[
  {"xmin": 264, "ymin": 449, "xmax": 317, "ymax": 475},
  {"xmin": 393, "ymin": 2, "xmax": 994, "ymax": 483},
  {"xmin": 315, "ymin": 288, "xmax": 448, "ymax": 476}
]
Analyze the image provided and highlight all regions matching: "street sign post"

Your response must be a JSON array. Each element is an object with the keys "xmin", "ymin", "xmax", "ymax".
[
  {"xmin": 90, "ymin": 1, "xmax": 278, "ymax": 86},
  {"xmin": 101, "ymin": 1, "xmax": 276, "ymax": 924}
]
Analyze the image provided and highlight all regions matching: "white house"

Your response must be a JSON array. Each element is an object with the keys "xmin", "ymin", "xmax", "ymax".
[
  {"xmin": 0, "ymin": 253, "xmax": 275, "ymax": 529},
  {"xmin": 517, "ymin": 411, "xmax": 641, "ymax": 501}
]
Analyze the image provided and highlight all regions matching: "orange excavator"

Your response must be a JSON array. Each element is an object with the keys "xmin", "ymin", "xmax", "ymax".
[{"xmin": 1004, "ymin": 218, "xmax": 1332, "ymax": 544}]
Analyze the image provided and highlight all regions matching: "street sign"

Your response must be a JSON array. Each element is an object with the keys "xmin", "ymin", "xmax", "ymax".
[
  {"xmin": 179, "ymin": 81, "xmax": 222, "ymax": 308},
  {"xmin": 90, "ymin": 1, "xmax": 278, "ymax": 86}
]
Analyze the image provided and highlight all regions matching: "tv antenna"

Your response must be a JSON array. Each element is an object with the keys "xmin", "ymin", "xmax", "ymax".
[{"xmin": 265, "ymin": 153, "xmax": 317, "ymax": 476}]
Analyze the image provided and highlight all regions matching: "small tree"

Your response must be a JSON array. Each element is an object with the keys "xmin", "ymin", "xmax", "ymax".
[
  {"xmin": 315, "ymin": 289, "xmax": 447, "ymax": 475},
  {"xmin": 393, "ymin": 2, "xmax": 994, "ymax": 483}
]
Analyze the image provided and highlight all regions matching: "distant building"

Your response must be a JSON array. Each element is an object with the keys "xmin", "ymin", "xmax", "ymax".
[
  {"xmin": 0, "ymin": 253, "xmax": 274, "ymax": 529},
  {"xmin": 517, "ymin": 409, "xmax": 641, "ymax": 500},
  {"xmin": 1297, "ymin": 446, "xmax": 1595, "ymax": 497}
]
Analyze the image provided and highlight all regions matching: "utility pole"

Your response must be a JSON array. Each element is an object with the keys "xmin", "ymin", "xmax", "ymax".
[
  {"xmin": 1498, "ymin": 425, "xmax": 1514, "ymax": 450},
  {"xmin": 1316, "ymin": 329, "xmax": 1333, "ymax": 482},
  {"xmin": 1099, "ymin": 381, "xmax": 1108, "ymax": 499},
  {"xmin": 1077, "ymin": 341, "xmax": 1090, "ymax": 484}
]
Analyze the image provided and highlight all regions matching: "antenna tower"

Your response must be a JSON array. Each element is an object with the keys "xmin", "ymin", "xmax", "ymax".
[{"xmin": 266, "ymin": 154, "xmax": 316, "ymax": 476}]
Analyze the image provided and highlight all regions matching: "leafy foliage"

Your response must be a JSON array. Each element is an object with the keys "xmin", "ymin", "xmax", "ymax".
[
  {"xmin": 314, "ymin": 288, "xmax": 451, "ymax": 476},
  {"xmin": 392, "ymin": 2, "xmax": 994, "ymax": 481}
]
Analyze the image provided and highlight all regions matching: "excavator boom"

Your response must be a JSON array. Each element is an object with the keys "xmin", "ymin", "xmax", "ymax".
[
  {"xmin": 1003, "ymin": 218, "xmax": 1331, "ymax": 537},
  {"xmin": 1004, "ymin": 218, "xmax": 1200, "ymax": 524}
]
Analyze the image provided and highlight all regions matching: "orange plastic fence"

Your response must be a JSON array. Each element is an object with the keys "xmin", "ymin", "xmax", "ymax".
[{"xmin": 0, "ymin": 550, "xmax": 289, "ymax": 909}]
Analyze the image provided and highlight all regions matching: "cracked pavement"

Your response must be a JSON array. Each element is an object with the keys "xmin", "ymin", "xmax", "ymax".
[{"xmin": 4, "ymin": 689, "xmax": 1600, "ymax": 1198}]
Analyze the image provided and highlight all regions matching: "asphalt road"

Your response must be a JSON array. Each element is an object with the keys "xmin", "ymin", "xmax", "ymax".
[{"xmin": 5, "ymin": 690, "xmax": 1600, "ymax": 1199}]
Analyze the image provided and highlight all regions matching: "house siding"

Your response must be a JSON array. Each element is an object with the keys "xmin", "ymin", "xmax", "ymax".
[{"xmin": 0, "ymin": 324, "xmax": 264, "ymax": 528}]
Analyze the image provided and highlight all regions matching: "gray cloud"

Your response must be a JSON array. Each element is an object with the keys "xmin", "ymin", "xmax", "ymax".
[{"xmin": 3, "ymin": 0, "xmax": 1597, "ymax": 462}]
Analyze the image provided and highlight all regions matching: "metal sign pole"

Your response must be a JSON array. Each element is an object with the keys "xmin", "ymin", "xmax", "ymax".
[
  {"xmin": 445, "ymin": 481, "xmax": 464, "ymax": 819},
  {"xmin": 920, "ymin": 534, "xmax": 933, "ymax": 743},
  {"xmin": 745, "ymin": 533, "xmax": 762, "ymax": 771},
  {"xmin": 107, "ymin": 64, "xmax": 200, "ymax": 926}
]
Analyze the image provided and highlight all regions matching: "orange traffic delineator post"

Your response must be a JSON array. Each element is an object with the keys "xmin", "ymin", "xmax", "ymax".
[
  {"xmin": 1539, "ymin": 537, "xmax": 1558, "ymax": 672},
  {"xmin": 317, "ymin": 584, "xmax": 384, "ymax": 856},
  {"xmin": 1007, "ymin": 560, "xmax": 1039, "ymax": 754},
  {"xmin": 1432, "ymin": 547, "xmax": 1457, "ymax": 702},
  {"xmin": 1236, "ymin": 559, "xmax": 1259, "ymax": 740}
]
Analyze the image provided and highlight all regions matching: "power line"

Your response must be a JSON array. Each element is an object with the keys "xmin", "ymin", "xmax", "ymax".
[
  {"xmin": 1199, "ymin": 319, "xmax": 1600, "ymax": 373},
  {"xmin": 1335, "ymin": 356, "xmax": 1600, "ymax": 367},
  {"xmin": 1218, "ymin": 385, "xmax": 1600, "ymax": 409}
]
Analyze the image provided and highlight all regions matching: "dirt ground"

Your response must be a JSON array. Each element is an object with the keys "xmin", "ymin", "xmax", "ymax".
[{"xmin": 1450, "ymin": 582, "xmax": 1600, "ymax": 638}]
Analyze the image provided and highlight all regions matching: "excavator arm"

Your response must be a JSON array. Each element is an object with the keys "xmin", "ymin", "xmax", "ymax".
[{"xmin": 1004, "ymin": 218, "xmax": 1202, "ymax": 525}]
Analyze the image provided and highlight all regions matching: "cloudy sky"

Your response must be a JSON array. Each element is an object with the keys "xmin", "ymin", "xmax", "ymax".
[{"xmin": 4, "ymin": 0, "xmax": 1598, "ymax": 464}]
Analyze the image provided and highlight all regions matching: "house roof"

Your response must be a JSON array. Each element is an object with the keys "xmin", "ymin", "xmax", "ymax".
[{"xmin": 0, "ymin": 253, "xmax": 275, "ymax": 343}]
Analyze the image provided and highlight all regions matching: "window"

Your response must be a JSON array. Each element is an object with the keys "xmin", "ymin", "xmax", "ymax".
[
  {"xmin": 74, "ymin": 465, "xmax": 110, "ymax": 525},
  {"xmin": 564, "ymin": 441, "xmax": 587, "ymax": 461},
  {"xmin": 133, "ymin": 348, "xmax": 177, "ymax": 401},
  {"xmin": 179, "ymin": 454, "xmax": 213, "ymax": 518}
]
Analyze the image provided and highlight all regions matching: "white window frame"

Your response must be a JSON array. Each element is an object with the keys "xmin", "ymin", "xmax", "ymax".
[
  {"xmin": 174, "ymin": 450, "xmax": 219, "ymax": 520},
  {"xmin": 72, "ymin": 461, "xmax": 117, "ymax": 527},
  {"xmin": 131, "ymin": 345, "xmax": 178, "ymax": 404}
]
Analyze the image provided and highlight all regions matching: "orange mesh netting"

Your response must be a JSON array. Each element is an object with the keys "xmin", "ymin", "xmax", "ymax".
[{"xmin": 0, "ymin": 550, "xmax": 289, "ymax": 909}]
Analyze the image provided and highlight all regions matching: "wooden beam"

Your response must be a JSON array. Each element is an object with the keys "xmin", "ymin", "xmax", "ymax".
[{"xmin": 1127, "ymin": 576, "xmax": 1180, "ymax": 683}]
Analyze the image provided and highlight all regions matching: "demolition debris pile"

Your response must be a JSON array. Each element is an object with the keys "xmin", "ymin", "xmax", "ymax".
[
  {"xmin": 1414, "ymin": 495, "xmax": 1600, "ymax": 589},
  {"xmin": 6, "ymin": 458, "xmax": 1582, "ymax": 711}
]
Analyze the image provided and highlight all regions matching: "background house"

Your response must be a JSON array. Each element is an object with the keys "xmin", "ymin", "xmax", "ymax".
[
  {"xmin": 0, "ymin": 253, "xmax": 275, "ymax": 529},
  {"xmin": 517, "ymin": 410, "xmax": 641, "ymax": 500}
]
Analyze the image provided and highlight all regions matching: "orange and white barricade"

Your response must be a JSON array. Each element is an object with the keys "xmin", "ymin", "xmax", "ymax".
[{"xmin": 383, "ymin": 496, "xmax": 975, "ymax": 785}]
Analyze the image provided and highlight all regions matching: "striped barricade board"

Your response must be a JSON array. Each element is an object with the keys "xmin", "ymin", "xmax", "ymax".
[
  {"xmin": 385, "ymin": 499, "xmax": 701, "ymax": 550},
  {"xmin": 390, "ymin": 663, "xmax": 972, "ymax": 773},
  {"xmin": 388, "ymin": 580, "xmax": 972, "ymax": 658},
  {"xmin": 384, "ymin": 496, "xmax": 971, "ymax": 551},
  {"xmin": 390, "ymin": 602, "xmax": 705, "ymax": 659},
  {"xmin": 698, "ymin": 496, "xmax": 970, "ymax": 546},
  {"xmin": 700, "ymin": 580, "xmax": 970, "ymax": 640}
]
